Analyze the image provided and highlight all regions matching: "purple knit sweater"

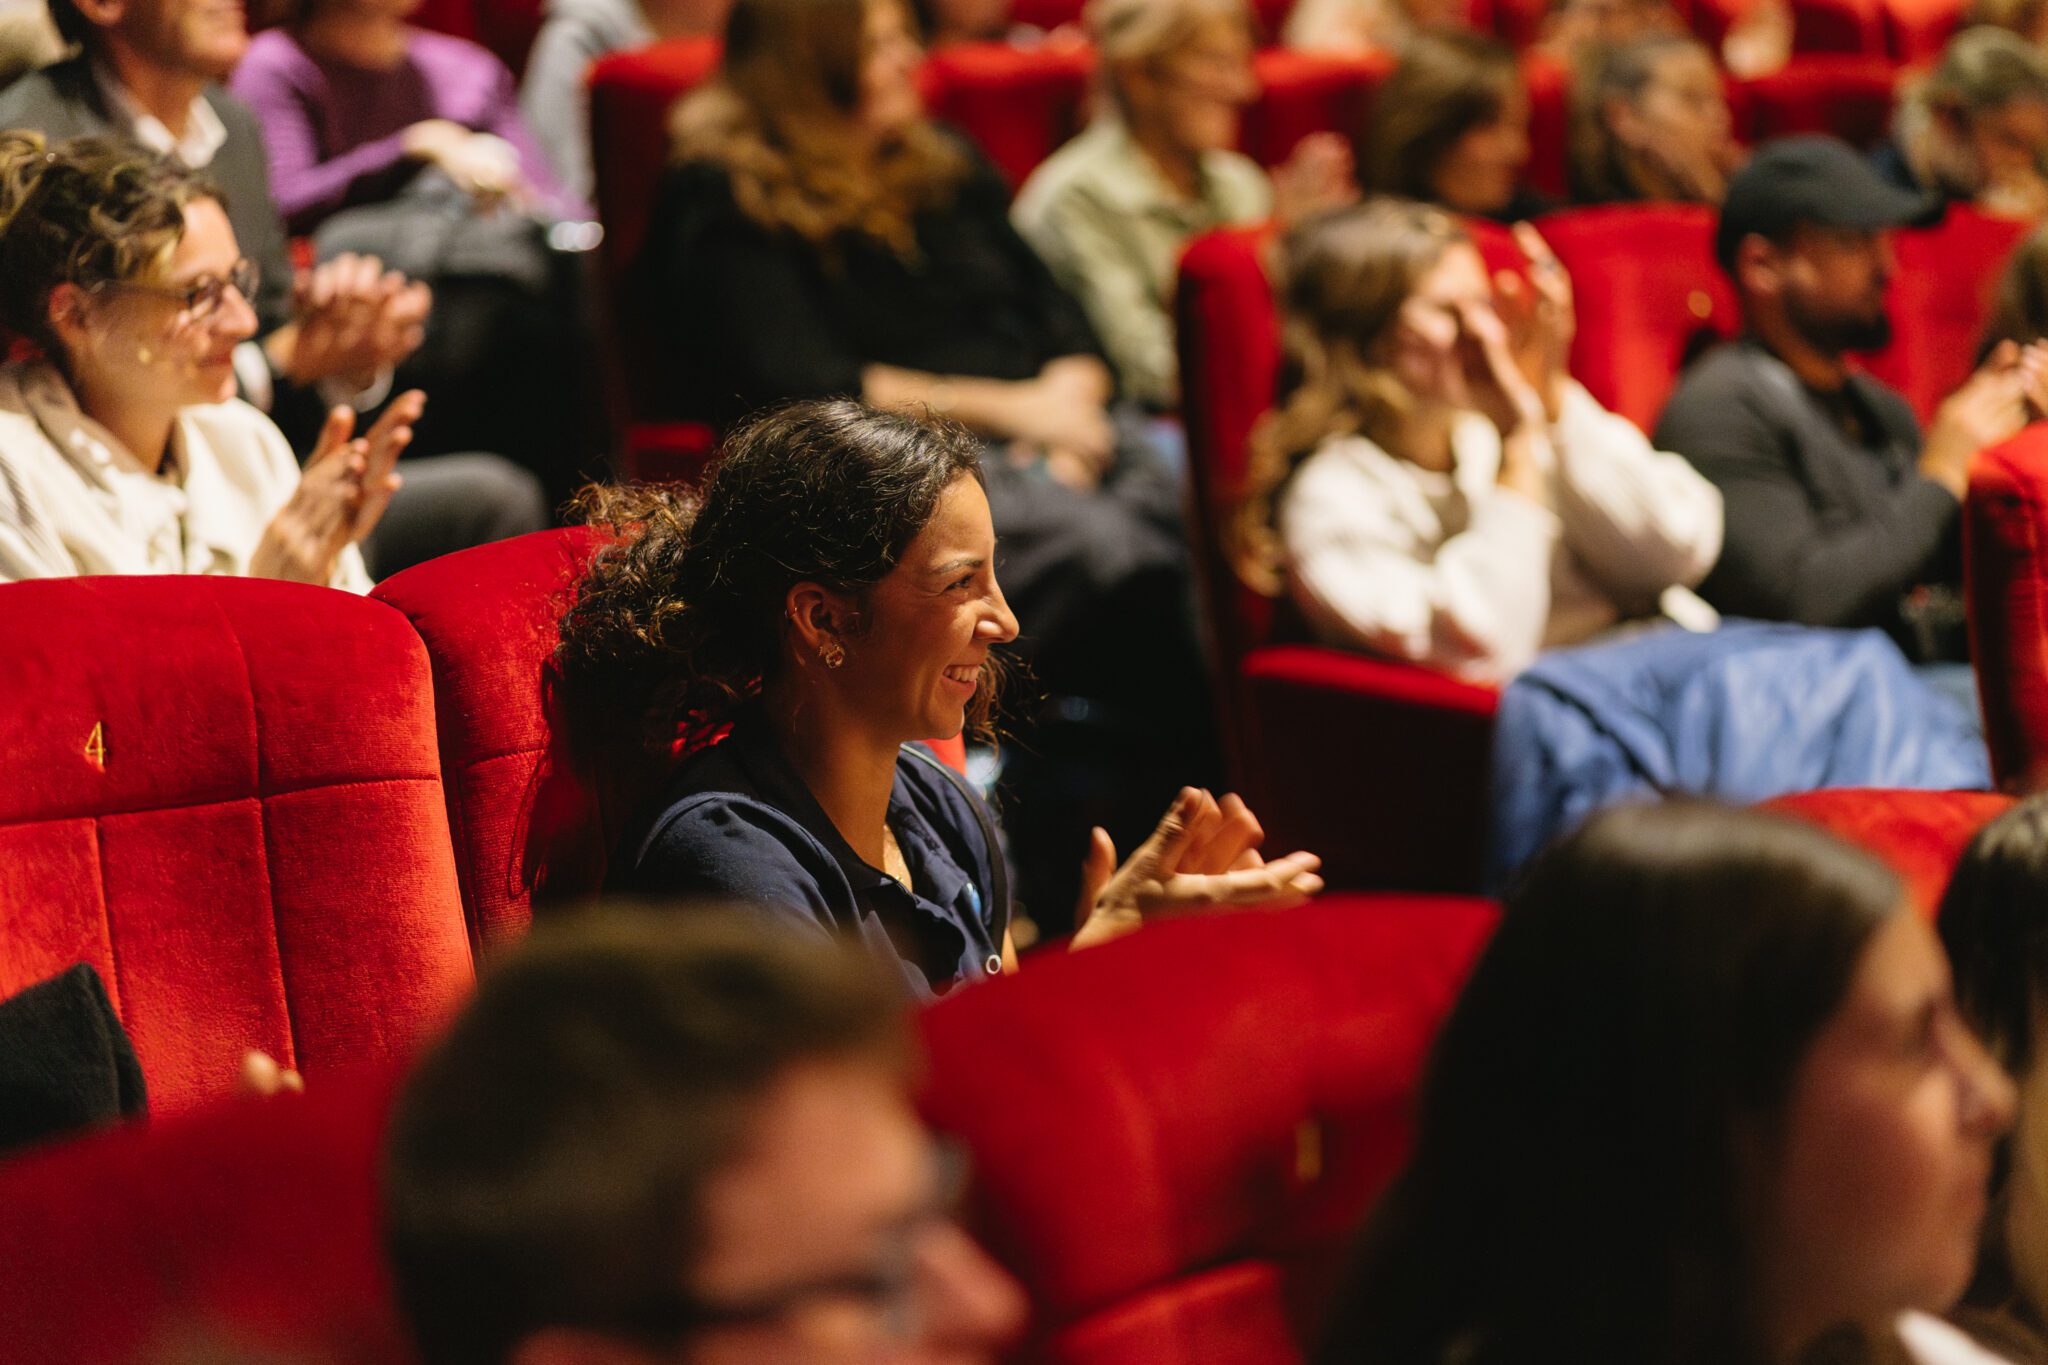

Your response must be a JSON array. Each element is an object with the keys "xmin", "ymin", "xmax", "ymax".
[{"xmin": 230, "ymin": 27, "xmax": 589, "ymax": 231}]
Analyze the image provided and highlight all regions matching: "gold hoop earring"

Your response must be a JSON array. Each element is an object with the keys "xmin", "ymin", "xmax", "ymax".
[{"xmin": 818, "ymin": 639, "xmax": 846, "ymax": 670}]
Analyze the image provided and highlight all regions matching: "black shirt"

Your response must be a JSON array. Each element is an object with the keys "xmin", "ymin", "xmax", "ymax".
[
  {"xmin": 634, "ymin": 132, "xmax": 1102, "ymax": 426},
  {"xmin": 1653, "ymin": 338, "xmax": 1962, "ymax": 655},
  {"xmin": 614, "ymin": 718, "xmax": 1008, "ymax": 997}
]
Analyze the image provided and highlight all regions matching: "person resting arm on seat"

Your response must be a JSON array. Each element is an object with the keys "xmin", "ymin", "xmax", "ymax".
[
  {"xmin": 0, "ymin": 134, "xmax": 417, "ymax": 589},
  {"xmin": 559, "ymin": 400, "xmax": 1321, "ymax": 998}
]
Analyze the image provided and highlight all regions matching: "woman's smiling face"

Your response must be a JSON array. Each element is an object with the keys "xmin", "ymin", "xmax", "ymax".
[{"xmin": 833, "ymin": 474, "xmax": 1019, "ymax": 743}]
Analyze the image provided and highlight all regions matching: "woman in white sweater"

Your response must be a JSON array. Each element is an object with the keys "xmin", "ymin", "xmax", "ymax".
[
  {"xmin": 0, "ymin": 133, "xmax": 417, "ymax": 590},
  {"xmin": 1238, "ymin": 197, "xmax": 1722, "ymax": 683}
]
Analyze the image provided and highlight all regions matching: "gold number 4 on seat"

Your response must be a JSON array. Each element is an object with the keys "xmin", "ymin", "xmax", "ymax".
[{"xmin": 83, "ymin": 722, "xmax": 105, "ymax": 771}]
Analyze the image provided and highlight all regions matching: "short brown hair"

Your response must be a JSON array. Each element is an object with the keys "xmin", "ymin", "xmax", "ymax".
[
  {"xmin": 0, "ymin": 132, "xmax": 217, "ymax": 362},
  {"xmin": 383, "ymin": 908, "xmax": 911, "ymax": 1365},
  {"xmin": 1359, "ymin": 28, "xmax": 1522, "ymax": 201}
]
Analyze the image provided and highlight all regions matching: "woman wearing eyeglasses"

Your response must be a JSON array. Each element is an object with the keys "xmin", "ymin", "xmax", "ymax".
[{"xmin": 0, "ymin": 133, "xmax": 419, "ymax": 589}]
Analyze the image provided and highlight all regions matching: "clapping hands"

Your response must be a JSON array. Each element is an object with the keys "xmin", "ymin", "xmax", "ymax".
[{"xmin": 1070, "ymin": 788, "xmax": 1324, "ymax": 949}]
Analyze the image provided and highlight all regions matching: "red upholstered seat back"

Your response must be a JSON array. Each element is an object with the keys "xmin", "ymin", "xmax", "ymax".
[
  {"xmin": 1241, "ymin": 50, "xmax": 1390, "ymax": 168},
  {"xmin": 0, "ymin": 577, "xmax": 471, "ymax": 1112},
  {"xmin": 1731, "ymin": 56, "xmax": 1898, "ymax": 148},
  {"xmin": 372, "ymin": 528, "xmax": 652, "ymax": 954},
  {"xmin": 1967, "ymin": 424, "xmax": 2048, "ymax": 793},
  {"xmin": 587, "ymin": 35, "xmax": 722, "ymax": 300},
  {"xmin": 920, "ymin": 894, "xmax": 1499, "ymax": 1362},
  {"xmin": 1765, "ymin": 788, "xmax": 2013, "ymax": 913},
  {"xmin": 1538, "ymin": 203, "xmax": 1738, "ymax": 433},
  {"xmin": 1861, "ymin": 208, "xmax": 2029, "ymax": 424},
  {"xmin": 0, "ymin": 1066, "xmax": 412, "ymax": 1365},
  {"xmin": 1176, "ymin": 224, "xmax": 1284, "ymax": 673},
  {"xmin": 920, "ymin": 42, "xmax": 1097, "ymax": 189}
]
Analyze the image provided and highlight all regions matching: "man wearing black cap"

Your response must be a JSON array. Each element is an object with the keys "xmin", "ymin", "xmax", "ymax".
[{"xmin": 1655, "ymin": 135, "xmax": 2042, "ymax": 665}]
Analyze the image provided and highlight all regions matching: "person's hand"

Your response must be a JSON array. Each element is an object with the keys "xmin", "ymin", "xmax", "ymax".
[
  {"xmin": 1007, "ymin": 360, "xmax": 1116, "ymax": 471},
  {"xmin": 1921, "ymin": 347, "xmax": 2029, "ymax": 499},
  {"xmin": 236, "ymin": 1049, "xmax": 305, "ymax": 1097},
  {"xmin": 1509, "ymin": 222, "xmax": 1574, "ymax": 416},
  {"xmin": 1980, "ymin": 168, "xmax": 2048, "ymax": 222},
  {"xmin": 1271, "ymin": 132, "xmax": 1359, "ymax": 228},
  {"xmin": 1458, "ymin": 296, "xmax": 1548, "ymax": 439},
  {"xmin": 403, "ymin": 119, "xmax": 522, "ymax": 201},
  {"xmin": 268, "ymin": 252, "xmax": 431, "ymax": 388},
  {"xmin": 249, "ymin": 392, "xmax": 422, "ymax": 582},
  {"xmin": 1070, "ymin": 788, "xmax": 1324, "ymax": 949}
]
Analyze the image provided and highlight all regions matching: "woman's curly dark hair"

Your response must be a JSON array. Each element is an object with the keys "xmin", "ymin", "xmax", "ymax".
[{"xmin": 558, "ymin": 399, "xmax": 999, "ymax": 750}]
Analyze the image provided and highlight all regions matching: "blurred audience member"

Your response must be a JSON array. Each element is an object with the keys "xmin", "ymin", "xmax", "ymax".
[
  {"xmin": 1939, "ymin": 795, "xmax": 2048, "ymax": 1361},
  {"xmin": 563, "ymin": 402, "xmax": 1318, "ymax": 994},
  {"xmin": 910, "ymin": 0, "xmax": 1008, "ymax": 45},
  {"xmin": 386, "ymin": 909, "xmax": 1028, "ymax": 1365},
  {"xmin": 0, "ymin": 0, "xmax": 61, "ymax": 90},
  {"xmin": 1969, "ymin": 0, "xmax": 2048, "ymax": 54},
  {"xmin": 1875, "ymin": 26, "xmax": 2048, "ymax": 220},
  {"xmin": 1985, "ymin": 215, "xmax": 2048, "ymax": 354},
  {"xmin": 1358, "ymin": 29, "xmax": 1551, "ymax": 221},
  {"xmin": 520, "ymin": 0, "xmax": 731, "ymax": 203},
  {"xmin": 0, "ymin": 0, "xmax": 550, "ymax": 575},
  {"xmin": 230, "ymin": 0, "xmax": 608, "ymax": 495},
  {"xmin": 1657, "ymin": 137, "xmax": 2044, "ymax": 668},
  {"xmin": 1539, "ymin": 0, "xmax": 1676, "ymax": 59},
  {"xmin": 1237, "ymin": 199, "xmax": 1720, "ymax": 682},
  {"xmin": 0, "ymin": 135, "xmax": 415, "ymax": 587},
  {"xmin": 230, "ymin": 0, "xmax": 584, "ymax": 232},
  {"xmin": 1283, "ymin": 0, "xmax": 1466, "ymax": 57},
  {"xmin": 1013, "ymin": 0, "xmax": 1354, "ymax": 409},
  {"xmin": 1320, "ymin": 801, "xmax": 2017, "ymax": 1365},
  {"xmin": 1568, "ymin": 33, "xmax": 1741, "ymax": 205},
  {"xmin": 641, "ymin": 0, "xmax": 1216, "ymax": 824}
]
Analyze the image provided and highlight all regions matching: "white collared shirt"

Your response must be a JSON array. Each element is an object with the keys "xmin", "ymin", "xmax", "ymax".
[
  {"xmin": 0, "ymin": 362, "xmax": 370, "ymax": 590},
  {"xmin": 90, "ymin": 58, "xmax": 225, "ymax": 169}
]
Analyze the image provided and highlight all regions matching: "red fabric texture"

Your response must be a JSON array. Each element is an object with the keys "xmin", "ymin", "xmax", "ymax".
[
  {"xmin": 1730, "ymin": 56, "xmax": 1898, "ymax": 149},
  {"xmin": 1241, "ymin": 51, "xmax": 1390, "ymax": 167},
  {"xmin": 1538, "ymin": 202, "xmax": 1738, "ymax": 433},
  {"xmin": 920, "ymin": 43, "xmax": 1097, "ymax": 189},
  {"xmin": 1860, "ymin": 208, "xmax": 2028, "ymax": 423},
  {"xmin": 1881, "ymin": 0, "xmax": 1962, "ymax": 60},
  {"xmin": 371, "ymin": 528, "xmax": 642, "ymax": 953},
  {"xmin": 1764, "ymin": 788, "xmax": 2013, "ymax": 914},
  {"xmin": 1967, "ymin": 424, "xmax": 2048, "ymax": 793},
  {"xmin": 0, "ymin": 576, "xmax": 471, "ymax": 1113},
  {"xmin": 0, "ymin": 1065, "xmax": 412, "ymax": 1365},
  {"xmin": 1174, "ymin": 224, "xmax": 1499, "ymax": 891},
  {"xmin": 920, "ymin": 894, "xmax": 1500, "ymax": 1361},
  {"xmin": 1788, "ymin": 0, "xmax": 1889, "ymax": 52}
]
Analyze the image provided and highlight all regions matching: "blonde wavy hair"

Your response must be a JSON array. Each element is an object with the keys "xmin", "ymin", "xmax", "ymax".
[
  {"xmin": 669, "ymin": 0, "xmax": 970, "ymax": 260},
  {"xmin": 1231, "ymin": 198, "xmax": 1467, "ymax": 596}
]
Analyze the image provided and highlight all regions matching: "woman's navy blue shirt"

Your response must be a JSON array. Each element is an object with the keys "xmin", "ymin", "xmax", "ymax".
[{"xmin": 614, "ymin": 720, "xmax": 1006, "ymax": 997}]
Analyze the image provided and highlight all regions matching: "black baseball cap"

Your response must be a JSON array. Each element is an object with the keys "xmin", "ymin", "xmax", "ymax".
[{"xmin": 1714, "ymin": 135, "xmax": 1945, "ymax": 272}]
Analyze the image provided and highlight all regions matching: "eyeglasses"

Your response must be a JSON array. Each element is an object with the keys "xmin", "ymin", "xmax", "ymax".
[
  {"xmin": 90, "ymin": 258, "xmax": 259, "ymax": 321},
  {"xmin": 612, "ymin": 1141, "xmax": 972, "ymax": 1347}
]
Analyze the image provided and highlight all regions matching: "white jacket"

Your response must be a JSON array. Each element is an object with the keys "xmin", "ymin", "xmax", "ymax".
[
  {"xmin": 1278, "ymin": 382, "xmax": 1723, "ymax": 683},
  {"xmin": 0, "ymin": 362, "xmax": 369, "ymax": 591}
]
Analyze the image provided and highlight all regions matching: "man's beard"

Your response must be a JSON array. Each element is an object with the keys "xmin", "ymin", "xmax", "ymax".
[{"xmin": 1785, "ymin": 291, "xmax": 1894, "ymax": 355}]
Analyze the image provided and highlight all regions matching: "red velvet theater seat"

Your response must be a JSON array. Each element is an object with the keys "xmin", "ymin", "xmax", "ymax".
[
  {"xmin": 0, "ymin": 1066, "xmax": 413, "ymax": 1365},
  {"xmin": 1241, "ymin": 50, "xmax": 1390, "ymax": 168},
  {"xmin": 1176, "ymin": 226, "xmax": 1499, "ymax": 893},
  {"xmin": 371, "ymin": 529, "xmax": 626, "ymax": 954},
  {"xmin": 1766, "ymin": 788, "xmax": 2013, "ymax": 913},
  {"xmin": 1861, "ymin": 207, "xmax": 2029, "ymax": 424},
  {"xmin": 1536, "ymin": 203, "xmax": 1738, "ymax": 434},
  {"xmin": 920, "ymin": 41, "xmax": 1097, "ymax": 190},
  {"xmin": 921, "ymin": 894, "xmax": 1499, "ymax": 1362},
  {"xmin": 0, "ymin": 577, "xmax": 471, "ymax": 1112},
  {"xmin": 0, "ymin": 894, "xmax": 1495, "ymax": 1365},
  {"xmin": 1882, "ymin": 0, "xmax": 1962, "ymax": 62},
  {"xmin": 1731, "ymin": 55, "xmax": 1898, "ymax": 149},
  {"xmin": 1968, "ymin": 423, "xmax": 2048, "ymax": 794}
]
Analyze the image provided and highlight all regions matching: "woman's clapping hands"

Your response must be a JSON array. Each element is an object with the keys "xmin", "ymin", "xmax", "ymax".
[{"xmin": 1070, "ymin": 787, "xmax": 1325, "ymax": 949}]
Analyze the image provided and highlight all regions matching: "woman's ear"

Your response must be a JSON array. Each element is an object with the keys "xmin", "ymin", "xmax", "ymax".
[
  {"xmin": 44, "ymin": 282, "xmax": 91, "ymax": 365},
  {"xmin": 783, "ymin": 582, "xmax": 855, "ymax": 661}
]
